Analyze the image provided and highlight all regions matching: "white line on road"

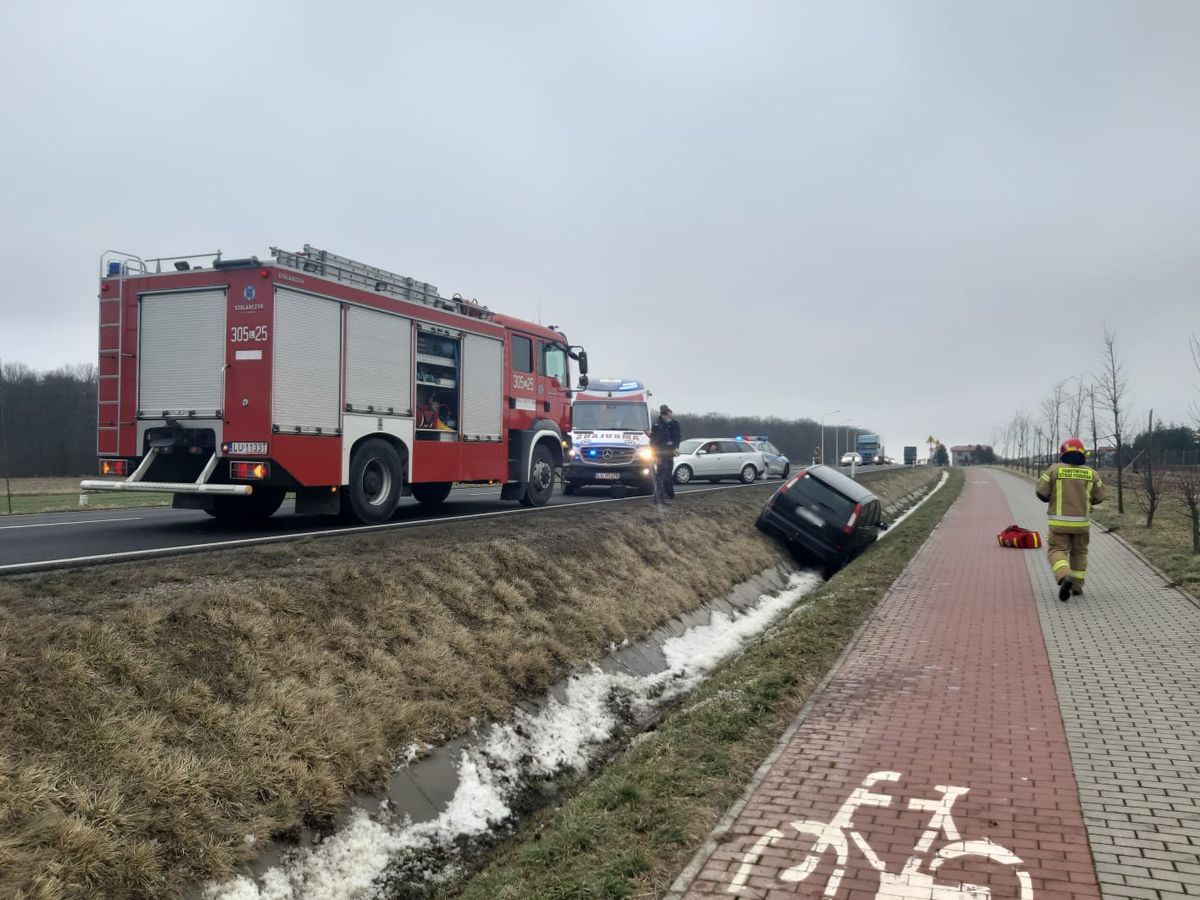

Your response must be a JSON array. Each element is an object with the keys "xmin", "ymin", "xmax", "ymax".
[
  {"xmin": 0, "ymin": 516, "xmax": 145, "ymax": 531},
  {"xmin": 0, "ymin": 483, "xmax": 766, "ymax": 573}
]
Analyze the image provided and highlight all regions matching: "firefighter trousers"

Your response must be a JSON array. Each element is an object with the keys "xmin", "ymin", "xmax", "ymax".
[{"xmin": 1047, "ymin": 529, "xmax": 1089, "ymax": 593}]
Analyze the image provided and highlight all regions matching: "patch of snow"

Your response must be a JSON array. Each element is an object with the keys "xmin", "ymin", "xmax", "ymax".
[
  {"xmin": 878, "ymin": 472, "xmax": 948, "ymax": 540},
  {"xmin": 205, "ymin": 571, "xmax": 823, "ymax": 900}
]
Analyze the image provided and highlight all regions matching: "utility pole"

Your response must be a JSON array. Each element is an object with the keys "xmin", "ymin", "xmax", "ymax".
[{"xmin": 0, "ymin": 361, "xmax": 11, "ymax": 514}]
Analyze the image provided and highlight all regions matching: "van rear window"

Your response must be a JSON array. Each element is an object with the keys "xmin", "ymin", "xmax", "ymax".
[{"xmin": 790, "ymin": 474, "xmax": 856, "ymax": 519}]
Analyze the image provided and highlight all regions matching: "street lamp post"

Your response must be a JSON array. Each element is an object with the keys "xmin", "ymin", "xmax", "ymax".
[
  {"xmin": 833, "ymin": 418, "xmax": 851, "ymax": 462},
  {"xmin": 819, "ymin": 408, "xmax": 840, "ymax": 468}
]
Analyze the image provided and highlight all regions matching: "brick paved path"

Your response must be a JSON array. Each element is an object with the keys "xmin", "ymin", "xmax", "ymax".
[
  {"xmin": 673, "ymin": 468, "xmax": 1175, "ymax": 899},
  {"xmin": 993, "ymin": 469, "xmax": 1200, "ymax": 899}
]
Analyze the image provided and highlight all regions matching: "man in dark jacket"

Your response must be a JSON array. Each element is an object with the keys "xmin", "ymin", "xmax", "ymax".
[{"xmin": 650, "ymin": 404, "xmax": 682, "ymax": 502}]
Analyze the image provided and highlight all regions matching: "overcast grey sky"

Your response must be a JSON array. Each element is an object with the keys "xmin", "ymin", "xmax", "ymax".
[{"xmin": 2, "ymin": 1, "xmax": 1197, "ymax": 457}]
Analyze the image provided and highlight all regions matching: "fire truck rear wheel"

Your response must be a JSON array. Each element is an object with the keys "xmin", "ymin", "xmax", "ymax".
[
  {"xmin": 206, "ymin": 487, "xmax": 286, "ymax": 522},
  {"xmin": 519, "ymin": 444, "xmax": 556, "ymax": 508},
  {"xmin": 411, "ymin": 482, "xmax": 452, "ymax": 507},
  {"xmin": 345, "ymin": 438, "xmax": 403, "ymax": 523}
]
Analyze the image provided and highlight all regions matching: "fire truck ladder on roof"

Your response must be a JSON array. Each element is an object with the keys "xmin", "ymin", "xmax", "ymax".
[
  {"xmin": 269, "ymin": 244, "xmax": 494, "ymax": 320},
  {"xmin": 97, "ymin": 251, "xmax": 150, "ymax": 458}
]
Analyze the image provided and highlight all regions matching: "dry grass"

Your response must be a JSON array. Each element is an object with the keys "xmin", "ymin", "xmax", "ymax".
[
  {"xmin": 3, "ymin": 478, "xmax": 91, "ymax": 496},
  {"xmin": 0, "ymin": 469, "xmax": 941, "ymax": 898}
]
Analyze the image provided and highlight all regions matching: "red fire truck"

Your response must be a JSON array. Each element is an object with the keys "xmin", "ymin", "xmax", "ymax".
[{"xmin": 82, "ymin": 245, "xmax": 588, "ymax": 524}]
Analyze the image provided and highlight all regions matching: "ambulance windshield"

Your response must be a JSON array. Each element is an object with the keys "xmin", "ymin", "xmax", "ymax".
[{"xmin": 573, "ymin": 401, "xmax": 650, "ymax": 432}]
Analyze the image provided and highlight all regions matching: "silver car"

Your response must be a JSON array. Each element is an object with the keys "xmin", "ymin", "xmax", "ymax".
[
  {"xmin": 749, "ymin": 439, "xmax": 790, "ymax": 479},
  {"xmin": 673, "ymin": 438, "xmax": 766, "ymax": 485}
]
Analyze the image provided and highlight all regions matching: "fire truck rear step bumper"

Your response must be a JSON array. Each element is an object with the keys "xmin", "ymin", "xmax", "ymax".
[
  {"xmin": 81, "ymin": 450, "xmax": 251, "ymax": 496},
  {"xmin": 79, "ymin": 480, "xmax": 252, "ymax": 496}
]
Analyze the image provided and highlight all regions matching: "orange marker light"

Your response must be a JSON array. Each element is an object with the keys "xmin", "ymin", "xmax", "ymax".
[{"xmin": 230, "ymin": 461, "xmax": 270, "ymax": 480}]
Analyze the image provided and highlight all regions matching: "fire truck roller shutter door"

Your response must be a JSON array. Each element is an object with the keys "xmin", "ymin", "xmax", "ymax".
[
  {"xmin": 139, "ymin": 289, "xmax": 226, "ymax": 417},
  {"xmin": 462, "ymin": 333, "xmax": 504, "ymax": 441},
  {"xmin": 345, "ymin": 306, "xmax": 412, "ymax": 415},
  {"xmin": 273, "ymin": 288, "xmax": 342, "ymax": 433}
]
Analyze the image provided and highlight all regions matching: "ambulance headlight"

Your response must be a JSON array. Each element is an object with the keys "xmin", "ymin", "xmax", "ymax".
[{"xmin": 637, "ymin": 447, "xmax": 655, "ymax": 461}]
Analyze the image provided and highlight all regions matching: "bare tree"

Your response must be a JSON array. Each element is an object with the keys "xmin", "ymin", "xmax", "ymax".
[
  {"xmin": 1176, "ymin": 466, "xmax": 1200, "ymax": 555},
  {"xmin": 1067, "ymin": 376, "xmax": 1087, "ymax": 437},
  {"xmin": 1040, "ymin": 380, "xmax": 1067, "ymax": 453},
  {"xmin": 1089, "ymin": 385, "xmax": 1100, "ymax": 470},
  {"xmin": 1135, "ymin": 408, "xmax": 1166, "ymax": 528},
  {"xmin": 1097, "ymin": 328, "xmax": 1130, "ymax": 513}
]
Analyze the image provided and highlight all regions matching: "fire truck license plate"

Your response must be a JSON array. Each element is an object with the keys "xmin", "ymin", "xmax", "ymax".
[
  {"xmin": 594, "ymin": 472, "xmax": 621, "ymax": 480},
  {"xmin": 227, "ymin": 442, "xmax": 268, "ymax": 455}
]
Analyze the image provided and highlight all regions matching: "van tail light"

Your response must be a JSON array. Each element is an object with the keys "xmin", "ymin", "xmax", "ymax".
[
  {"xmin": 844, "ymin": 502, "xmax": 862, "ymax": 535},
  {"xmin": 779, "ymin": 473, "xmax": 804, "ymax": 494},
  {"xmin": 231, "ymin": 461, "xmax": 269, "ymax": 480},
  {"xmin": 100, "ymin": 459, "xmax": 129, "ymax": 477}
]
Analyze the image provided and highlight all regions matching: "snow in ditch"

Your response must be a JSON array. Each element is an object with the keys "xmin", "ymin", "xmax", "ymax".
[
  {"xmin": 878, "ymin": 471, "xmax": 948, "ymax": 539},
  {"xmin": 207, "ymin": 474, "xmax": 948, "ymax": 900},
  {"xmin": 205, "ymin": 570, "xmax": 822, "ymax": 900}
]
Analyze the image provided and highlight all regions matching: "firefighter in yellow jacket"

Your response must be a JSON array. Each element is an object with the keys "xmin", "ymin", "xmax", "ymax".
[{"xmin": 1036, "ymin": 437, "xmax": 1106, "ymax": 601}]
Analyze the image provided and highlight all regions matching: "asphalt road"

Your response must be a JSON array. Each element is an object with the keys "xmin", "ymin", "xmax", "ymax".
[
  {"xmin": 0, "ymin": 481, "xmax": 755, "ymax": 574},
  {"xmin": 0, "ymin": 465, "xmax": 905, "ymax": 575}
]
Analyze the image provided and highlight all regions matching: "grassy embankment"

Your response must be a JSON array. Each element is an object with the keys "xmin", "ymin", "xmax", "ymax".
[
  {"xmin": 442, "ymin": 467, "xmax": 961, "ymax": 900},
  {"xmin": 0, "ymin": 477, "xmax": 171, "ymax": 515},
  {"xmin": 0, "ymin": 467, "xmax": 942, "ymax": 898}
]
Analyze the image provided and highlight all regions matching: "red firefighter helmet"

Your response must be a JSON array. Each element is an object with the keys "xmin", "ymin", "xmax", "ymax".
[{"xmin": 1059, "ymin": 437, "xmax": 1087, "ymax": 457}]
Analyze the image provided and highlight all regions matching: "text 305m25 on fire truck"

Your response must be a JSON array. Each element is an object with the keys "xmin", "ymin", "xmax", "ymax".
[{"xmin": 82, "ymin": 245, "xmax": 588, "ymax": 524}]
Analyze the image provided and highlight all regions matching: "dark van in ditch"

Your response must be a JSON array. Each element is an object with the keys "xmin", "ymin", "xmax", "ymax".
[{"xmin": 756, "ymin": 465, "xmax": 887, "ymax": 576}]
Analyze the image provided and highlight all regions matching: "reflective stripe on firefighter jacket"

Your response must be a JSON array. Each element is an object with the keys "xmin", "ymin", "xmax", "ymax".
[{"xmin": 1036, "ymin": 464, "xmax": 1106, "ymax": 532}]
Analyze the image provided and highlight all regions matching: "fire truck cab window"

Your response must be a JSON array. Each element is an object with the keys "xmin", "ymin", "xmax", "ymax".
[
  {"xmin": 540, "ymin": 344, "xmax": 567, "ymax": 383},
  {"xmin": 512, "ymin": 336, "xmax": 533, "ymax": 373}
]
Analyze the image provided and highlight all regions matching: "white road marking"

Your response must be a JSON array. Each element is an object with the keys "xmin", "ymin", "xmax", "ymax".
[
  {"xmin": 0, "ymin": 483, "xmax": 764, "ymax": 573},
  {"xmin": 0, "ymin": 516, "xmax": 144, "ymax": 531},
  {"xmin": 729, "ymin": 770, "xmax": 1034, "ymax": 898}
]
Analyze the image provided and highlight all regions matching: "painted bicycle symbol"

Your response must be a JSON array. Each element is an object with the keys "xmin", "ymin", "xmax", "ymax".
[{"xmin": 729, "ymin": 770, "xmax": 1033, "ymax": 898}]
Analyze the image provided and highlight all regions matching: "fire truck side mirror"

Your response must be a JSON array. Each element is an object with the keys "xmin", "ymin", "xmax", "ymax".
[
  {"xmin": 577, "ymin": 351, "xmax": 588, "ymax": 375},
  {"xmin": 578, "ymin": 374, "xmax": 589, "ymax": 389}
]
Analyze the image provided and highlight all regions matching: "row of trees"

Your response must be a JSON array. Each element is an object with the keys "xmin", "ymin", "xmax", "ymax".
[
  {"xmin": 0, "ymin": 361, "xmax": 881, "ymax": 480},
  {"xmin": 674, "ymin": 412, "xmax": 874, "ymax": 464},
  {"xmin": 0, "ymin": 362, "xmax": 99, "ymax": 477},
  {"xmin": 994, "ymin": 330, "xmax": 1200, "ymax": 553}
]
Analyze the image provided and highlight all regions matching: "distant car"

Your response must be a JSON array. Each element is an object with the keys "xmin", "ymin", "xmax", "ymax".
[
  {"xmin": 750, "ymin": 440, "xmax": 790, "ymax": 479},
  {"xmin": 673, "ymin": 438, "xmax": 765, "ymax": 485},
  {"xmin": 756, "ymin": 465, "xmax": 888, "ymax": 577},
  {"xmin": 840, "ymin": 451, "xmax": 863, "ymax": 466}
]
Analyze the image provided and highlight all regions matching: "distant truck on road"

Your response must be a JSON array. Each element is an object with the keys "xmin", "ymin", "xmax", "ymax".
[
  {"xmin": 904, "ymin": 446, "xmax": 918, "ymax": 465},
  {"xmin": 856, "ymin": 433, "xmax": 885, "ymax": 465},
  {"xmin": 563, "ymin": 379, "xmax": 655, "ymax": 495}
]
